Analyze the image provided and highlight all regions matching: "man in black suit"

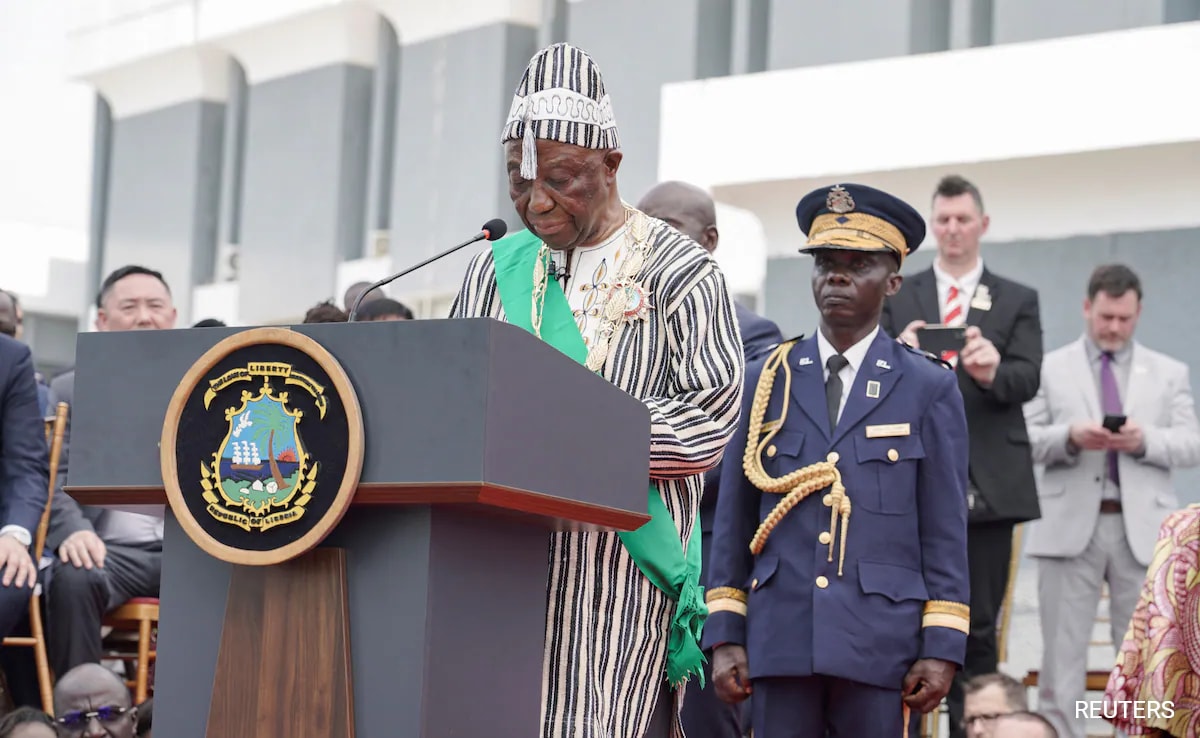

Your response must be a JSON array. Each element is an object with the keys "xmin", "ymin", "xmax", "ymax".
[
  {"xmin": 639, "ymin": 181, "xmax": 782, "ymax": 738},
  {"xmin": 0, "ymin": 334, "xmax": 48, "ymax": 641},
  {"xmin": 880, "ymin": 175, "xmax": 1043, "ymax": 738},
  {"xmin": 45, "ymin": 265, "xmax": 176, "ymax": 678}
]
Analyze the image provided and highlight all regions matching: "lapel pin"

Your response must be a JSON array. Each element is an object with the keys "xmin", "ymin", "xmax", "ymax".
[
  {"xmin": 970, "ymin": 284, "xmax": 992, "ymax": 311},
  {"xmin": 798, "ymin": 357, "xmax": 814, "ymax": 366},
  {"xmin": 866, "ymin": 380, "xmax": 881, "ymax": 399},
  {"xmin": 875, "ymin": 359, "xmax": 891, "ymax": 370}
]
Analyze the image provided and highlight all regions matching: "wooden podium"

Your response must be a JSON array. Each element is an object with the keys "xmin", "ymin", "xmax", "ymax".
[{"xmin": 65, "ymin": 318, "xmax": 651, "ymax": 738}]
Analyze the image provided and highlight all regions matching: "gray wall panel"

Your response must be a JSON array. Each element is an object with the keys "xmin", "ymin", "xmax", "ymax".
[
  {"xmin": 104, "ymin": 100, "xmax": 225, "ymax": 324},
  {"xmin": 767, "ymin": 0, "xmax": 950, "ymax": 70},
  {"xmin": 238, "ymin": 64, "xmax": 373, "ymax": 324},
  {"xmin": 993, "ymin": 0, "xmax": 1181, "ymax": 43},
  {"xmin": 567, "ymin": 0, "xmax": 732, "ymax": 204},
  {"xmin": 764, "ymin": 226, "xmax": 1200, "ymax": 502},
  {"xmin": 390, "ymin": 23, "xmax": 538, "ymax": 300},
  {"xmin": 1165, "ymin": 0, "xmax": 1200, "ymax": 22}
]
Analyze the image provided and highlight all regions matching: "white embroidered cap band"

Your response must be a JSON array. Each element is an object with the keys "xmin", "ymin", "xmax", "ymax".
[{"xmin": 502, "ymin": 42, "xmax": 621, "ymax": 180}]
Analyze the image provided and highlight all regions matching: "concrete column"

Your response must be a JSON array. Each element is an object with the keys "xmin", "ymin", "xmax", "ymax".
[
  {"xmin": 767, "ymin": 0, "xmax": 950, "ymax": 69},
  {"xmin": 202, "ymin": 3, "xmax": 382, "ymax": 324},
  {"xmin": 82, "ymin": 46, "xmax": 232, "ymax": 327},
  {"xmin": 365, "ymin": 0, "xmax": 544, "ymax": 311},
  {"xmin": 565, "ymin": 0, "xmax": 733, "ymax": 202}
]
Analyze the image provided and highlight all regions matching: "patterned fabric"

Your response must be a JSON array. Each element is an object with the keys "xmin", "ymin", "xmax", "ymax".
[
  {"xmin": 502, "ymin": 42, "xmax": 621, "ymax": 180},
  {"xmin": 449, "ymin": 217, "xmax": 745, "ymax": 738},
  {"xmin": 940, "ymin": 284, "xmax": 965, "ymax": 366},
  {"xmin": 1104, "ymin": 505, "xmax": 1200, "ymax": 736},
  {"xmin": 554, "ymin": 225, "xmax": 626, "ymax": 348}
]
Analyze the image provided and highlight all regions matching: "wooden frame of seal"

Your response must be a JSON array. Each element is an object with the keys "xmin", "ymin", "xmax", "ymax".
[{"xmin": 159, "ymin": 326, "xmax": 365, "ymax": 567}]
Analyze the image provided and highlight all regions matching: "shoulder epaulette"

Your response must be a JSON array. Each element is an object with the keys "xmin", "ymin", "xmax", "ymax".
[
  {"xmin": 755, "ymin": 334, "xmax": 804, "ymax": 358},
  {"xmin": 899, "ymin": 341, "xmax": 953, "ymax": 370}
]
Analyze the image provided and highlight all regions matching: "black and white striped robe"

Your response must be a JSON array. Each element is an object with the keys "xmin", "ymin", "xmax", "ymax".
[{"xmin": 449, "ymin": 217, "xmax": 745, "ymax": 738}]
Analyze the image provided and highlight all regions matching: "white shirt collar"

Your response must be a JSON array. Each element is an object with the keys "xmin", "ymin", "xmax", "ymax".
[
  {"xmin": 932, "ymin": 258, "xmax": 984, "ymax": 294},
  {"xmin": 817, "ymin": 324, "xmax": 879, "ymax": 377},
  {"xmin": 932, "ymin": 258, "xmax": 984, "ymax": 322}
]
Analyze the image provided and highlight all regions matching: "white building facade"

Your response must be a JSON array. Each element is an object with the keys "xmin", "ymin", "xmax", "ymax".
[{"xmin": 3, "ymin": 1, "xmax": 1197, "ymax": 382}]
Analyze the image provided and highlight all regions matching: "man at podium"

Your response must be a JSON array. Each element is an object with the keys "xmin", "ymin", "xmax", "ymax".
[{"xmin": 450, "ymin": 42, "xmax": 746, "ymax": 738}]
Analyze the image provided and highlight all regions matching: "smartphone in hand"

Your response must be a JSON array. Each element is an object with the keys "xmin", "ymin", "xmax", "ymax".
[
  {"xmin": 915, "ymin": 325, "xmax": 967, "ymax": 356},
  {"xmin": 1102, "ymin": 414, "xmax": 1127, "ymax": 433}
]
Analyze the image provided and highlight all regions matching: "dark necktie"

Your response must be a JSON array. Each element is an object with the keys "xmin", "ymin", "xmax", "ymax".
[
  {"xmin": 826, "ymin": 354, "xmax": 850, "ymax": 433},
  {"xmin": 1100, "ymin": 351, "xmax": 1122, "ymax": 486}
]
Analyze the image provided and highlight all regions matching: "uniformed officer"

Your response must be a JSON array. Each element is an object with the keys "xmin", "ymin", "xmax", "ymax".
[{"xmin": 703, "ymin": 183, "xmax": 971, "ymax": 736}]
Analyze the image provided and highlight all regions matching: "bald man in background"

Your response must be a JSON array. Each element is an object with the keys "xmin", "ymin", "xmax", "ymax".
[
  {"xmin": 343, "ymin": 281, "xmax": 385, "ymax": 313},
  {"xmin": 638, "ymin": 181, "xmax": 782, "ymax": 738}
]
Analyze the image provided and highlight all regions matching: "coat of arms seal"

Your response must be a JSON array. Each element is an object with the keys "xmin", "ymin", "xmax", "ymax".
[{"xmin": 161, "ymin": 327, "xmax": 364, "ymax": 566}]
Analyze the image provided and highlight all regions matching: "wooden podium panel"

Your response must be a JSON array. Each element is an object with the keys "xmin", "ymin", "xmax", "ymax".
[{"xmin": 207, "ymin": 549, "xmax": 354, "ymax": 738}]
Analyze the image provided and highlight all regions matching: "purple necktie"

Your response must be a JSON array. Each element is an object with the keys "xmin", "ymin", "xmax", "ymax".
[{"xmin": 1100, "ymin": 351, "xmax": 1121, "ymax": 486}]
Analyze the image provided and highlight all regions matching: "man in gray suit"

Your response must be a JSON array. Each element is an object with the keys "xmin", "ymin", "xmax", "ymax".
[
  {"xmin": 1024, "ymin": 263, "xmax": 1200, "ymax": 738},
  {"xmin": 46, "ymin": 265, "xmax": 176, "ymax": 677}
]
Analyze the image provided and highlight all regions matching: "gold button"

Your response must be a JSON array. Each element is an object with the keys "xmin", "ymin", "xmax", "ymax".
[
  {"xmin": 827, "ymin": 451, "xmax": 840, "ymax": 464},
  {"xmin": 823, "ymin": 493, "xmax": 833, "ymax": 507},
  {"xmin": 818, "ymin": 531, "xmax": 831, "ymax": 545},
  {"xmin": 766, "ymin": 445, "xmax": 777, "ymax": 457},
  {"xmin": 815, "ymin": 576, "xmax": 829, "ymax": 589},
  {"xmin": 887, "ymin": 448, "xmax": 899, "ymax": 462},
  {"xmin": 751, "ymin": 578, "xmax": 759, "ymax": 589}
]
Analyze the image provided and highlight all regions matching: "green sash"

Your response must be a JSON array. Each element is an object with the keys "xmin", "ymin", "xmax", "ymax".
[{"xmin": 491, "ymin": 229, "xmax": 707, "ymax": 688}]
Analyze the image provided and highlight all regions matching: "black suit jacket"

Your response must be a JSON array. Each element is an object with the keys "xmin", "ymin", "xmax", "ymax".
[
  {"xmin": 881, "ymin": 267, "xmax": 1043, "ymax": 525},
  {"xmin": 0, "ymin": 335, "xmax": 49, "ymax": 535},
  {"xmin": 700, "ymin": 303, "xmax": 783, "ymax": 535}
]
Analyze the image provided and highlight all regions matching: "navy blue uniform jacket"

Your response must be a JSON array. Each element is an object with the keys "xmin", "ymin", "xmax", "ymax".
[
  {"xmin": 703, "ymin": 329, "xmax": 971, "ymax": 690},
  {"xmin": 0, "ymin": 335, "xmax": 49, "ymax": 535}
]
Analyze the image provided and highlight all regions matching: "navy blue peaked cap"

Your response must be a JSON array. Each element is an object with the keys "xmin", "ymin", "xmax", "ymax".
[{"xmin": 795, "ymin": 183, "xmax": 926, "ymax": 266}]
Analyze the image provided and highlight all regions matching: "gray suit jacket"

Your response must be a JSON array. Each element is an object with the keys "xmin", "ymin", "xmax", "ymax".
[{"xmin": 1024, "ymin": 337, "xmax": 1200, "ymax": 565}]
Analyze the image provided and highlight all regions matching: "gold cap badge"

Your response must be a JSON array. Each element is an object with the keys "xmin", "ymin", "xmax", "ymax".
[{"xmin": 827, "ymin": 185, "xmax": 856, "ymax": 214}]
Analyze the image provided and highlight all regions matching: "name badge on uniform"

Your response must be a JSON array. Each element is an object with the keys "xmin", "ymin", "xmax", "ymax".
[{"xmin": 865, "ymin": 423, "xmax": 911, "ymax": 438}]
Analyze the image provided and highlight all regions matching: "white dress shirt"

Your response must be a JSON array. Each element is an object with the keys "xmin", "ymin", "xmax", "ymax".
[
  {"xmin": 550, "ymin": 224, "xmax": 627, "ymax": 349},
  {"xmin": 932, "ymin": 258, "xmax": 984, "ymax": 322},
  {"xmin": 817, "ymin": 325, "xmax": 879, "ymax": 423}
]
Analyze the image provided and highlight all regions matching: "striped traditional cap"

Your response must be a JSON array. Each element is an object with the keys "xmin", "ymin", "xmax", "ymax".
[{"xmin": 502, "ymin": 42, "xmax": 620, "ymax": 180}]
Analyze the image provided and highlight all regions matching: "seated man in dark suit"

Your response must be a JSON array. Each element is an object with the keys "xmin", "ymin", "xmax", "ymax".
[
  {"xmin": 0, "ymin": 333, "xmax": 48, "ymax": 640},
  {"xmin": 639, "ymin": 180, "xmax": 783, "ymax": 738},
  {"xmin": 0, "ymin": 291, "xmax": 47, "ymax": 416},
  {"xmin": 45, "ymin": 265, "xmax": 175, "ymax": 678}
]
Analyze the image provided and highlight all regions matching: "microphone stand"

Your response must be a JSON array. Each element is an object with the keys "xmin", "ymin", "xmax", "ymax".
[{"xmin": 348, "ymin": 230, "xmax": 490, "ymax": 322}]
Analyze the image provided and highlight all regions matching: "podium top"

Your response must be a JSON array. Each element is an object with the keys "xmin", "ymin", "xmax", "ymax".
[{"xmin": 66, "ymin": 319, "xmax": 651, "ymax": 531}]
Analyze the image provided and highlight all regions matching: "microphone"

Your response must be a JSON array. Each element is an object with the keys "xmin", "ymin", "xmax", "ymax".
[
  {"xmin": 549, "ymin": 258, "xmax": 571, "ymax": 284},
  {"xmin": 348, "ymin": 218, "xmax": 508, "ymax": 321}
]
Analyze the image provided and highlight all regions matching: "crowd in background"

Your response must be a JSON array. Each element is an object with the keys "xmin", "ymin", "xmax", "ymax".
[{"xmin": 0, "ymin": 170, "xmax": 1196, "ymax": 738}]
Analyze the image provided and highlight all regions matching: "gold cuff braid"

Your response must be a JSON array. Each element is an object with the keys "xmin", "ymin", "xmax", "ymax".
[
  {"xmin": 741, "ymin": 342, "xmax": 852, "ymax": 576},
  {"xmin": 706, "ymin": 588, "xmax": 749, "ymax": 616},
  {"xmin": 705, "ymin": 587, "xmax": 748, "ymax": 604},
  {"xmin": 922, "ymin": 600, "xmax": 970, "ymax": 634}
]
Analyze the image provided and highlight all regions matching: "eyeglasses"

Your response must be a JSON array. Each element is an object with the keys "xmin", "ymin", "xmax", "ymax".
[
  {"xmin": 960, "ymin": 712, "xmax": 1007, "ymax": 730},
  {"xmin": 55, "ymin": 705, "xmax": 132, "ymax": 731}
]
